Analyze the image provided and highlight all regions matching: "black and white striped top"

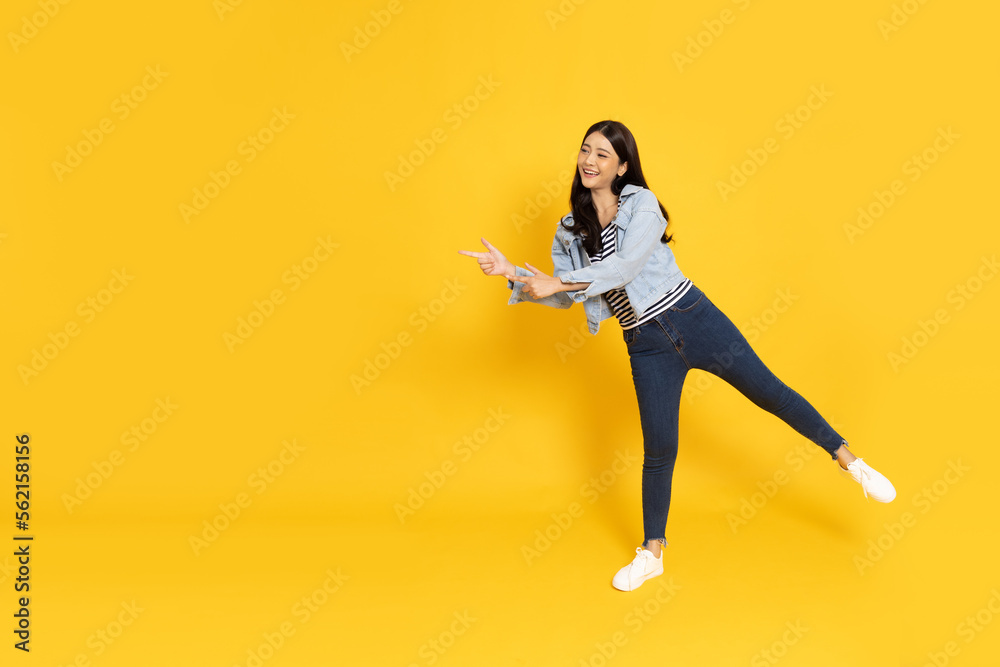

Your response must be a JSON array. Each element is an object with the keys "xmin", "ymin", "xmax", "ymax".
[{"xmin": 588, "ymin": 221, "xmax": 692, "ymax": 330}]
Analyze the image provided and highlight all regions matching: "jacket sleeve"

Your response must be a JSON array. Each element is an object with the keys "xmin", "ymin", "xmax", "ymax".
[
  {"xmin": 556, "ymin": 191, "xmax": 666, "ymax": 302},
  {"xmin": 505, "ymin": 223, "xmax": 576, "ymax": 309}
]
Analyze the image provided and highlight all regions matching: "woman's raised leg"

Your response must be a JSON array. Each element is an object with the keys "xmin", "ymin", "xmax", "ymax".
[{"xmin": 678, "ymin": 294, "xmax": 846, "ymax": 459}]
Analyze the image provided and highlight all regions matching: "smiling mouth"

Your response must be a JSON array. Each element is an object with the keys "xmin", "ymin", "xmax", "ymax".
[{"xmin": 583, "ymin": 169, "xmax": 599, "ymax": 177}]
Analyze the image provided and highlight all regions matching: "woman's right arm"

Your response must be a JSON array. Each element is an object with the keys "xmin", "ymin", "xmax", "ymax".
[{"xmin": 459, "ymin": 230, "xmax": 578, "ymax": 309}]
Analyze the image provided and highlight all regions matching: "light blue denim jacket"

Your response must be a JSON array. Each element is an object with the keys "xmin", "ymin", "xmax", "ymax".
[{"xmin": 506, "ymin": 184, "xmax": 688, "ymax": 335}]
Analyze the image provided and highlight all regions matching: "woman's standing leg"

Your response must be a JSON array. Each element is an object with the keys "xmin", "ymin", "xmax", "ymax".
[
  {"xmin": 612, "ymin": 317, "xmax": 690, "ymax": 591},
  {"xmin": 623, "ymin": 317, "xmax": 691, "ymax": 553}
]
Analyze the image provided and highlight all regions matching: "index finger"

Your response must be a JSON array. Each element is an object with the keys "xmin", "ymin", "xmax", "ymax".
[{"xmin": 457, "ymin": 249, "xmax": 487, "ymax": 258}]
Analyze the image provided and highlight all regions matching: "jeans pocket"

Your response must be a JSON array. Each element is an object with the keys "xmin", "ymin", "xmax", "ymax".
[
  {"xmin": 623, "ymin": 326, "xmax": 641, "ymax": 346},
  {"xmin": 667, "ymin": 286, "xmax": 704, "ymax": 313}
]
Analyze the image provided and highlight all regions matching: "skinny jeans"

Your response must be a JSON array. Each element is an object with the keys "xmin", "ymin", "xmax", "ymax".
[{"xmin": 621, "ymin": 283, "xmax": 846, "ymax": 548}]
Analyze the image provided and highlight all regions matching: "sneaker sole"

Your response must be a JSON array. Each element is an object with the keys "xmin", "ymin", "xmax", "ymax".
[{"xmin": 612, "ymin": 565, "xmax": 663, "ymax": 592}]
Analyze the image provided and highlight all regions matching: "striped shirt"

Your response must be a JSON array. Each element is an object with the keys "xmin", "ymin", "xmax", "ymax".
[{"xmin": 588, "ymin": 221, "xmax": 693, "ymax": 330}]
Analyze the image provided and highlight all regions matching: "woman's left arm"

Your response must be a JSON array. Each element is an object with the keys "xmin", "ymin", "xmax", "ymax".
[
  {"xmin": 507, "ymin": 262, "xmax": 589, "ymax": 300},
  {"xmin": 505, "ymin": 221, "xmax": 584, "ymax": 305}
]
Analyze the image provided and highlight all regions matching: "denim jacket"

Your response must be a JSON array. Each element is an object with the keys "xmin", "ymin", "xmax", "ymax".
[{"xmin": 506, "ymin": 184, "xmax": 688, "ymax": 335}]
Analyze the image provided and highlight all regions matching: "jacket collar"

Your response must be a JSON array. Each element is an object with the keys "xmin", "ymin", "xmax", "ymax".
[
  {"xmin": 557, "ymin": 184, "xmax": 645, "ymax": 243},
  {"xmin": 618, "ymin": 183, "xmax": 643, "ymax": 200}
]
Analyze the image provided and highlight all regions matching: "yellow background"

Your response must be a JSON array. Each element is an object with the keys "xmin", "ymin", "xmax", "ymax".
[{"xmin": 2, "ymin": 0, "xmax": 999, "ymax": 665}]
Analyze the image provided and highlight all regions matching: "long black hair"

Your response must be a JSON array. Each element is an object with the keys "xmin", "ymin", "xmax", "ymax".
[{"xmin": 562, "ymin": 120, "xmax": 672, "ymax": 256}]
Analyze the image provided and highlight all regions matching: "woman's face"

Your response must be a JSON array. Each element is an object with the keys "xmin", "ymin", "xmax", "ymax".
[{"xmin": 578, "ymin": 131, "xmax": 626, "ymax": 190}]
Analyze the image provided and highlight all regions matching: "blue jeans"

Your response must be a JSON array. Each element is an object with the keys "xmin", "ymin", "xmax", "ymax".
[{"xmin": 621, "ymin": 283, "xmax": 846, "ymax": 549}]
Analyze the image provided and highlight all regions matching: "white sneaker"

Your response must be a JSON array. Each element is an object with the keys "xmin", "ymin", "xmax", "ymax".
[
  {"xmin": 612, "ymin": 547, "xmax": 663, "ymax": 591},
  {"xmin": 841, "ymin": 457, "xmax": 896, "ymax": 502}
]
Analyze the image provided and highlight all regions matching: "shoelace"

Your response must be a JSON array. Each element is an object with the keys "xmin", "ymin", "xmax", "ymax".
[
  {"xmin": 850, "ymin": 458, "xmax": 871, "ymax": 500},
  {"xmin": 631, "ymin": 547, "xmax": 653, "ymax": 573}
]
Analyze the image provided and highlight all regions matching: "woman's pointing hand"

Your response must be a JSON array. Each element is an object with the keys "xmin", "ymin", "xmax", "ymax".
[
  {"xmin": 458, "ymin": 237, "xmax": 514, "ymax": 277},
  {"xmin": 508, "ymin": 262, "xmax": 563, "ymax": 299}
]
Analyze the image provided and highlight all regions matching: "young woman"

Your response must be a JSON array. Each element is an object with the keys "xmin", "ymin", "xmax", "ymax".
[{"xmin": 458, "ymin": 120, "xmax": 895, "ymax": 592}]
